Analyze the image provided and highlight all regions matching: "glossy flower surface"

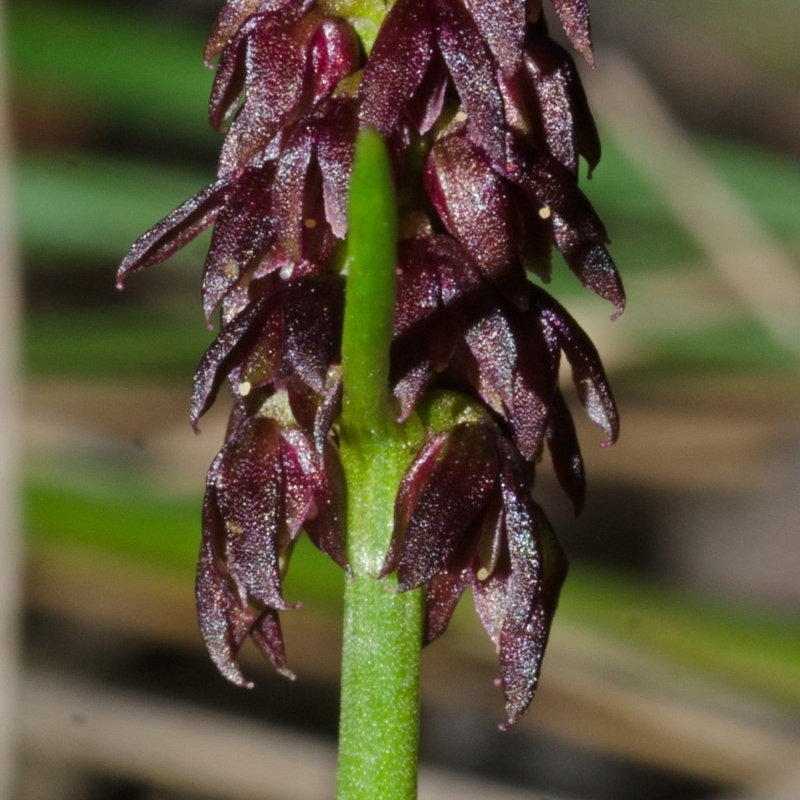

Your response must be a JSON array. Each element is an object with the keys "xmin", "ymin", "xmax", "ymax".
[
  {"xmin": 119, "ymin": 0, "xmax": 622, "ymax": 725},
  {"xmin": 382, "ymin": 412, "xmax": 568, "ymax": 725}
]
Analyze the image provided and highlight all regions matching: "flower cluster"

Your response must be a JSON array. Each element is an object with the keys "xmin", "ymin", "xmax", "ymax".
[{"xmin": 119, "ymin": 0, "xmax": 622, "ymax": 725}]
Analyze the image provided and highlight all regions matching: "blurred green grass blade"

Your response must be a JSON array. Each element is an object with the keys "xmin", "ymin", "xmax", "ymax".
[
  {"xmin": 24, "ymin": 481, "xmax": 344, "ymax": 609},
  {"xmin": 16, "ymin": 152, "xmax": 210, "ymax": 264},
  {"xmin": 25, "ymin": 482, "xmax": 199, "ymax": 573},
  {"xmin": 699, "ymin": 135, "xmax": 800, "ymax": 243},
  {"xmin": 8, "ymin": 0, "xmax": 215, "ymax": 144},
  {"xmin": 24, "ymin": 306, "xmax": 214, "ymax": 378},
  {"xmin": 562, "ymin": 564, "xmax": 800, "ymax": 712}
]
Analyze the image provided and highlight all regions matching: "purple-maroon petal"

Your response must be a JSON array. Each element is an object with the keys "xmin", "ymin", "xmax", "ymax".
[
  {"xmin": 248, "ymin": 607, "xmax": 294, "ymax": 679},
  {"xmin": 433, "ymin": 0, "xmax": 506, "ymax": 168},
  {"xmin": 315, "ymin": 98, "xmax": 358, "ymax": 239},
  {"xmin": 462, "ymin": 309, "xmax": 517, "ymax": 420},
  {"xmin": 196, "ymin": 490, "xmax": 251, "ymax": 685},
  {"xmin": 302, "ymin": 440, "xmax": 348, "ymax": 569},
  {"xmin": 546, "ymin": 387, "xmax": 585, "ymax": 514},
  {"xmin": 499, "ymin": 510, "xmax": 567, "ymax": 726},
  {"xmin": 506, "ymin": 136, "xmax": 607, "ymax": 243},
  {"xmin": 535, "ymin": 286, "xmax": 619, "ymax": 445},
  {"xmin": 425, "ymin": 568, "xmax": 470, "ymax": 644},
  {"xmin": 425, "ymin": 133, "xmax": 516, "ymax": 282},
  {"xmin": 279, "ymin": 427, "xmax": 322, "ymax": 540},
  {"xmin": 465, "ymin": 0, "xmax": 525, "ymax": 76},
  {"xmin": 521, "ymin": 29, "xmax": 601, "ymax": 173},
  {"xmin": 391, "ymin": 424, "xmax": 499, "ymax": 590},
  {"xmin": 217, "ymin": 15, "xmax": 307, "ymax": 174},
  {"xmin": 552, "ymin": 215, "xmax": 625, "ymax": 316},
  {"xmin": 359, "ymin": 0, "xmax": 435, "ymax": 137},
  {"xmin": 471, "ymin": 567, "xmax": 509, "ymax": 653},
  {"xmin": 405, "ymin": 55, "xmax": 449, "ymax": 135},
  {"xmin": 282, "ymin": 275, "xmax": 344, "ymax": 393},
  {"xmin": 287, "ymin": 373, "xmax": 342, "ymax": 453},
  {"xmin": 202, "ymin": 166, "xmax": 276, "ymax": 320},
  {"xmin": 204, "ymin": 0, "xmax": 308, "ymax": 64},
  {"xmin": 197, "ymin": 469, "xmax": 293, "ymax": 685},
  {"xmin": 208, "ymin": 25, "xmax": 249, "ymax": 130},
  {"xmin": 117, "ymin": 178, "xmax": 230, "ymax": 288},
  {"xmin": 549, "ymin": 0, "xmax": 594, "ymax": 66},
  {"xmin": 190, "ymin": 290, "xmax": 275, "ymax": 428},
  {"xmin": 308, "ymin": 17, "xmax": 361, "ymax": 103},
  {"xmin": 212, "ymin": 417, "xmax": 292, "ymax": 611},
  {"xmin": 272, "ymin": 123, "xmax": 315, "ymax": 262}
]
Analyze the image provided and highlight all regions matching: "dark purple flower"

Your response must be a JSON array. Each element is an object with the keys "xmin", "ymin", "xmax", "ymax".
[
  {"xmin": 119, "ymin": 0, "xmax": 623, "ymax": 723},
  {"xmin": 198, "ymin": 412, "xmax": 345, "ymax": 684},
  {"xmin": 209, "ymin": 4, "xmax": 360, "ymax": 174},
  {"xmin": 391, "ymin": 231, "xmax": 617, "ymax": 476},
  {"xmin": 381, "ymin": 415, "xmax": 567, "ymax": 725}
]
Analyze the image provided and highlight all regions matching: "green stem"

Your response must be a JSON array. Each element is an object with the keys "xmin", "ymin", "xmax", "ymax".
[{"xmin": 336, "ymin": 129, "xmax": 424, "ymax": 800}]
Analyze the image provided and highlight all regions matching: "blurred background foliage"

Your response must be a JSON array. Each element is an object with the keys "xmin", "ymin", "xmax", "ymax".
[{"xmin": 5, "ymin": 1, "xmax": 800, "ymax": 798}]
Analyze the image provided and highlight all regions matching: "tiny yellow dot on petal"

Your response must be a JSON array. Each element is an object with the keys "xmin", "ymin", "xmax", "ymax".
[
  {"xmin": 304, "ymin": 218, "xmax": 317, "ymax": 229},
  {"xmin": 476, "ymin": 567, "xmax": 490, "ymax": 581},
  {"xmin": 238, "ymin": 380, "xmax": 252, "ymax": 397},
  {"xmin": 454, "ymin": 110, "xmax": 468, "ymax": 123},
  {"xmin": 538, "ymin": 205, "xmax": 552, "ymax": 220}
]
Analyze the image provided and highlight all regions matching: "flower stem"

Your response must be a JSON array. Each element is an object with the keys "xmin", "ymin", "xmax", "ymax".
[{"xmin": 336, "ymin": 128, "xmax": 424, "ymax": 800}]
